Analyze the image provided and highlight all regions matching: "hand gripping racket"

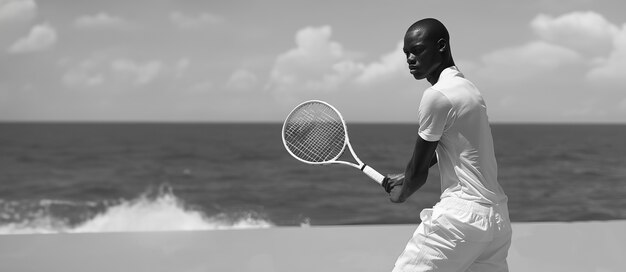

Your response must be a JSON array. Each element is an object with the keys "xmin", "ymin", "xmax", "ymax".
[{"xmin": 282, "ymin": 100, "xmax": 388, "ymax": 185}]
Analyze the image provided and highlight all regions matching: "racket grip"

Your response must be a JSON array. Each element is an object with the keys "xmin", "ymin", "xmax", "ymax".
[{"xmin": 361, "ymin": 164, "xmax": 386, "ymax": 184}]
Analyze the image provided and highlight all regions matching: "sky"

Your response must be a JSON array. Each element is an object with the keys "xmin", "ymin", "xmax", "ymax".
[{"xmin": 0, "ymin": 0, "xmax": 625, "ymax": 123}]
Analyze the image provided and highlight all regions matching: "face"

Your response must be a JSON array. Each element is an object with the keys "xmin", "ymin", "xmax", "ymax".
[{"xmin": 403, "ymin": 29, "xmax": 443, "ymax": 81}]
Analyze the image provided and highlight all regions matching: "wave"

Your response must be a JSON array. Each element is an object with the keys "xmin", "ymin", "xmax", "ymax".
[{"xmin": 0, "ymin": 186, "xmax": 274, "ymax": 235}]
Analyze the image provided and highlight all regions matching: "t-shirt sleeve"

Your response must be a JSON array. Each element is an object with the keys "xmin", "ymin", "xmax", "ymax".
[{"xmin": 418, "ymin": 88, "xmax": 454, "ymax": 142}]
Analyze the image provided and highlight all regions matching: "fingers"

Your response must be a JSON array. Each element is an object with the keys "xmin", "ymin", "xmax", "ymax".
[
  {"xmin": 388, "ymin": 173, "xmax": 405, "ymax": 180},
  {"xmin": 382, "ymin": 173, "xmax": 404, "ymax": 194},
  {"xmin": 382, "ymin": 177, "xmax": 392, "ymax": 193}
]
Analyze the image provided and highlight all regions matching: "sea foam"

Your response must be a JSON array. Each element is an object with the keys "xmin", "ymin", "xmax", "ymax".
[{"xmin": 0, "ymin": 188, "xmax": 273, "ymax": 235}]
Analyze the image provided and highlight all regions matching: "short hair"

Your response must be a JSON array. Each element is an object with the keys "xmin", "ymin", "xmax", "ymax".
[{"xmin": 407, "ymin": 18, "xmax": 450, "ymax": 44}]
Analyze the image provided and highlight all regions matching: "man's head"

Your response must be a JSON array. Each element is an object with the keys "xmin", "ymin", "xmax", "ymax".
[{"xmin": 403, "ymin": 18, "xmax": 454, "ymax": 84}]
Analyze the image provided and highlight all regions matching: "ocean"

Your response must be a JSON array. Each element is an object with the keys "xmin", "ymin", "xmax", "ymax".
[{"xmin": 0, "ymin": 123, "xmax": 625, "ymax": 234}]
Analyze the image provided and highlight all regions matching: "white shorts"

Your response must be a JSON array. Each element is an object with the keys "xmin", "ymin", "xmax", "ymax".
[{"xmin": 392, "ymin": 197, "xmax": 512, "ymax": 272}]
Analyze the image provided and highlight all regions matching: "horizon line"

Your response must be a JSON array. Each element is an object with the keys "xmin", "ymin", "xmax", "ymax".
[{"xmin": 1, "ymin": 120, "xmax": 625, "ymax": 125}]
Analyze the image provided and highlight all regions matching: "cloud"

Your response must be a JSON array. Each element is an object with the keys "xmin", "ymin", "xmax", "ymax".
[
  {"xmin": 61, "ymin": 57, "xmax": 190, "ymax": 89},
  {"xmin": 267, "ymin": 25, "xmax": 406, "ymax": 96},
  {"xmin": 586, "ymin": 24, "xmax": 626, "ymax": 84},
  {"xmin": 8, "ymin": 23, "xmax": 57, "ymax": 53},
  {"xmin": 476, "ymin": 40, "xmax": 582, "ymax": 81},
  {"xmin": 462, "ymin": 10, "xmax": 625, "ymax": 122},
  {"xmin": 471, "ymin": 10, "xmax": 626, "ymax": 86},
  {"xmin": 524, "ymin": 10, "xmax": 626, "ymax": 84},
  {"xmin": 62, "ymin": 58, "xmax": 105, "ymax": 87},
  {"xmin": 111, "ymin": 59, "xmax": 164, "ymax": 85},
  {"xmin": 74, "ymin": 12, "xmax": 133, "ymax": 30},
  {"xmin": 226, "ymin": 69, "xmax": 258, "ymax": 91},
  {"xmin": 0, "ymin": 0, "xmax": 36, "ymax": 23},
  {"xmin": 267, "ymin": 25, "xmax": 357, "ymax": 93},
  {"xmin": 170, "ymin": 11, "xmax": 222, "ymax": 29},
  {"xmin": 531, "ymin": 11, "xmax": 618, "ymax": 54},
  {"xmin": 355, "ymin": 41, "xmax": 405, "ymax": 85}
]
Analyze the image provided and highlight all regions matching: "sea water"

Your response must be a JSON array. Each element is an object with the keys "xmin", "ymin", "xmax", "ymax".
[{"xmin": 1, "ymin": 123, "xmax": 625, "ymax": 234}]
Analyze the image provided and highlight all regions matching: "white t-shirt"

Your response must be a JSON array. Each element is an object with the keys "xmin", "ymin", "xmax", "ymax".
[{"xmin": 418, "ymin": 66, "xmax": 507, "ymax": 205}]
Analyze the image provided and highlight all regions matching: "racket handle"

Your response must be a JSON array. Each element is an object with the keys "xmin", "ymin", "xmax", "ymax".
[{"xmin": 361, "ymin": 164, "xmax": 386, "ymax": 184}]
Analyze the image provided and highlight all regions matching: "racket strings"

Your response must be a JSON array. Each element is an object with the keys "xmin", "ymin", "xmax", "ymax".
[
  {"xmin": 286, "ymin": 123, "xmax": 344, "ymax": 162},
  {"xmin": 285, "ymin": 114, "xmax": 343, "ymax": 161},
  {"xmin": 283, "ymin": 102, "xmax": 346, "ymax": 163}
]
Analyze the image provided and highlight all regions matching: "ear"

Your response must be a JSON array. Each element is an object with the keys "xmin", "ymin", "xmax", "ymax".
[{"xmin": 437, "ymin": 38, "xmax": 448, "ymax": 53}]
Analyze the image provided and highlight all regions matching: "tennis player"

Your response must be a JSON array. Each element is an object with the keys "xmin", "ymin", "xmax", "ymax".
[{"xmin": 382, "ymin": 18, "xmax": 512, "ymax": 272}]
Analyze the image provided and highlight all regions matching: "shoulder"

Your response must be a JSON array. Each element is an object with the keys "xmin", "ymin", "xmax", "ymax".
[
  {"xmin": 431, "ymin": 75, "xmax": 481, "ymax": 108},
  {"xmin": 420, "ymin": 88, "xmax": 453, "ymax": 112}
]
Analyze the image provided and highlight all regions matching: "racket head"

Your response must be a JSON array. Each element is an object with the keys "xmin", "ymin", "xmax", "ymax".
[{"xmin": 282, "ymin": 100, "xmax": 348, "ymax": 165}]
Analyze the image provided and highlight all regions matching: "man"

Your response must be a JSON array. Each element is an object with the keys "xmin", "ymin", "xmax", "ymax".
[{"xmin": 382, "ymin": 18, "xmax": 512, "ymax": 272}]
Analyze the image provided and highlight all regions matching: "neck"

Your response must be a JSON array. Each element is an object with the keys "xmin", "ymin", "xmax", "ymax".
[{"xmin": 427, "ymin": 58, "xmax": 455, "ymax": 85}]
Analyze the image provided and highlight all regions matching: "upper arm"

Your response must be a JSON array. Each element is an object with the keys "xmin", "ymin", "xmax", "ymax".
[
  {"xmin": 410, "ymin": 89, "xmax": 451, "ymax": 177},
  {"xmin": 393, "ymin": 89, "xmax": 451, "ymax": 202},
  {"xmin": 417, "ymin": 88, "xmax": 454, "ymax": 142},
  {"xmin": 410, "ymin": 135, "xmax": 438, "ymax": 174}
]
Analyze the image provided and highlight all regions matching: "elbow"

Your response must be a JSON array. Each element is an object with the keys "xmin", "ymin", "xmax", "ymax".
[
  {"xmin": 407, "ymin": 168, "xmax": 429, "ymax": 190},
  {"xmin": 391, "ymin": 169, "xmax": 428, "ymax": 204}
]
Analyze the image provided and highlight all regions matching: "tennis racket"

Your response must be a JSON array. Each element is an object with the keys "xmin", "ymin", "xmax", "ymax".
[{"xmin": 282, "ymin": 100, "xmax": 388, "ymax": 185}]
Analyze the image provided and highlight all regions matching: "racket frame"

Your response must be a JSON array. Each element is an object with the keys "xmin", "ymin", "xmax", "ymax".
[{"xmin": 282, "ymin": 100, "xmax": 386, "ymax": 184}]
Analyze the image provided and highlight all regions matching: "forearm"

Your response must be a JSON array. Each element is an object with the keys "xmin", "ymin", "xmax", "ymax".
[
  {"xmin": 400, "ymin": 150, "xmax": 436, "ymax": 197},
  {"xmin": 397, "ymin": 159, "xmax": 429, "ymax": 202},
  {"xmin": 388, "ymin": 136, "xmax": 438, "ymax": 203},
  {"xmin": 429, "ymin": 153, "xmax": 438, "ymax": 168}
]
